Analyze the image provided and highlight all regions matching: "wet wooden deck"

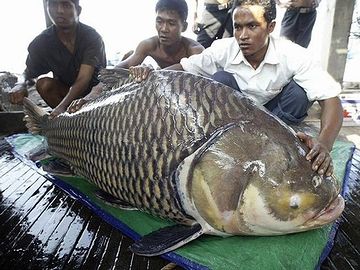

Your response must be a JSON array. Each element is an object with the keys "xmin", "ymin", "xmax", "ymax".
[{"xmin": 0, "ymin": 140, "xmax": 359, "ymax": 270}]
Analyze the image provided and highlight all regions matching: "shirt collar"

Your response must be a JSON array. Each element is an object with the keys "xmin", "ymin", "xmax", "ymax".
[{"xmin": 231, "ymin": 35, "xmax": 280, "ymax": 66}]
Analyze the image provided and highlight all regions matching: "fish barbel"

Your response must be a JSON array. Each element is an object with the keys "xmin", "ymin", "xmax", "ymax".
[{"xmin": 23, "ymin": 69, "xmax": 344, "ymax": 256}]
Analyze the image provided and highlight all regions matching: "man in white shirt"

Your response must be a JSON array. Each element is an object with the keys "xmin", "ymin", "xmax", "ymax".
[{"xmin": 166, "ymin": 0, "xmax": 343, "ymax": 177}]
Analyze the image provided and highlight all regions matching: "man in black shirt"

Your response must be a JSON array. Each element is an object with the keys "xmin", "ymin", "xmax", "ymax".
[{"xmin": 9, "ymin": 0, "xmax": 106, "ymax": 118}]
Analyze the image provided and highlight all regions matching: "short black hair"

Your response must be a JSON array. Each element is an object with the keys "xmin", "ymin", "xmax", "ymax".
[
  {"xmin": 233, "ymin": 0, "xmax": 276, "ymax": 23},
  {"xmin": 47, "ymin": 0, "xmax": 80, "ymax": 7},
  {"xmin": 155, "ymin": 0, "xmax": 188, "ymax": 22}
]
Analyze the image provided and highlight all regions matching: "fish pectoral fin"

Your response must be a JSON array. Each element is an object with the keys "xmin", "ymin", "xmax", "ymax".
[
  {"xmin": 42, "ymin": 159, "xmax": 74, "ymax": 176},
  {"xmin": 130, "ymin": 223, "xmax": 203, "ymax": 256},
  {"xmin": 25, "ymin": 144, "xmax": 50, "ymax": 161},
  {"xmin": 94, "ymin": 190, "xmax": 137, "ymax": 210}
]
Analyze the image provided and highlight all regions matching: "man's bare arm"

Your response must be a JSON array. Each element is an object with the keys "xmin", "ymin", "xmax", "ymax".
[
  {"xmin": 188, "ymin": 43, "xmax": 205, "ymax": 56},
  {"xmin": 317, "ymin": 97, "xmax": 343, "ymax": 151},
  {"xmin": 297, "ymin": 97, "xmax": 343, "ymax": 176},
  {"xmin": 51, "ymin": 64, "xmax": 94, "ymax": 117},
  {"xmin": 115, "ymin": 39, "xmax": 154, "ymax": 69}
]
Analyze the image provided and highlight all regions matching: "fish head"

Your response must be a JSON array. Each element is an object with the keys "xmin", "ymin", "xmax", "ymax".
[{"xmin": 182, "ymin": 125, "xmax": 344, "ymax": 236}]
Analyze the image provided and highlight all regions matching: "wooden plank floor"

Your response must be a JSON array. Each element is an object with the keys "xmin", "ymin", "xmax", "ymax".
[
  {"xmin": 0, "ymin": 150, "xmax": 181, "ymax": 270},
  {"xmin": 0, "ymin": 146, "xmax": 359, "ymax": 270}
]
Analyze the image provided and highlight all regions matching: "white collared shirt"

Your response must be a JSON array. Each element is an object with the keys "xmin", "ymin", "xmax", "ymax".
[{"xmin": 180, "ymin": 36, "xmax": 341, "ymax": 105}]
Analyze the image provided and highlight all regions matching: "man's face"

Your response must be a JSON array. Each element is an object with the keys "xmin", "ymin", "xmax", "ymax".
[
  {"xmin": 47, "ymin": 0, "xmax": 80, "ymax": 29},
  {"xmin": 155, "ymin": 10, "xmax": 186, "ymax": 46},
  {"xmin": 233, "ymin": 5, "xmax": 275, "ymax": 58}
]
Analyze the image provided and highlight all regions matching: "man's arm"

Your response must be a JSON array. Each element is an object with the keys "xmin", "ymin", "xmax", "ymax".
[
  {"xmin": 115, "ymin": 39, "xmax": 153, "ymax": 69},
  {"xmin": 298, "ymin": 97, "xmax": 343, "ymax": 176},
  {"xmin": 192, "ymin": 0, "xmax": 200, "ymax": 34},
  {"xmin": 317, "ymin": 97, "xmax": 343, "ymax": 151},
  {"xmin": 187, "ymin": 40, "xmax": 205, "ymax": 56},
  {"xmin": 51, "ymin": 64, "xmax": 94, "ymax": 117}
]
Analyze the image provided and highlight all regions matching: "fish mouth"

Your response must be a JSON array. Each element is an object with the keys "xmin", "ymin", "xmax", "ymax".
[{"xmin": 304, "ymin": 195, "xmax": 345, "ymax": 226}]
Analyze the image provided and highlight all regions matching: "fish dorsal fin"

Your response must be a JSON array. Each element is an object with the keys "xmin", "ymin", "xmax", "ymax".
[
  {"xmin": 130, "ymin": 223, "xmax": 203, "ymax": 256},
  {"xmin": 98, "ymin": 68, "xmax": 133, "ymax": 90}
]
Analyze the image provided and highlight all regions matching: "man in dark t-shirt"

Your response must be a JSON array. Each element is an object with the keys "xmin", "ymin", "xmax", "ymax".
[{"xmin": 9, "ymin": 0, "xmax": 106, "ymax": 118}]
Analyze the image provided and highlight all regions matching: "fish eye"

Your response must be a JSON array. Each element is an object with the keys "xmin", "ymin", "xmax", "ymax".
[{"xmin": 289, "ymin": 195, "xmax": 300, "ymax": 209}]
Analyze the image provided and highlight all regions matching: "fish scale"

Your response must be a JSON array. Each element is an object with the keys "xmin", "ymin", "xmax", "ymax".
[{"xmin": 59, "ymin": 71, "xmax": 241, "ymax": 222}]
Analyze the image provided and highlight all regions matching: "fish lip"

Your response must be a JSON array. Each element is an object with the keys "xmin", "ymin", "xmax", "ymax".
[{"xmin": 305, "ymin": 195, "xmax": 345, "ymax": 224}]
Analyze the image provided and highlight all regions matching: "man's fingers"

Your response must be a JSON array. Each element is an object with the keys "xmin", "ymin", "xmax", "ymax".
[
  {"xmin": 311, "ymin": 151, "xmax": 325, "ymax": 171},
  {"xmin": 317, "ymin": 154, "xmax": 331, "ymax": 175},
  {"xmin": 325, "ymin": 160, "xmax": 334, "ymax": 177},
  {"xmin": 130, "ymin": 66, "xmax": 153, "ymax": 82},
  {"xmin": 67, "ymin": 99, "xmax": 86, "ymax": 113},
  {"xmin": 306, "ymin": 144, "xmax": 320, "ymax": 161},
  {"xmin": 143, "ymin": 68, "xmax": 151, "ymax": 79}
]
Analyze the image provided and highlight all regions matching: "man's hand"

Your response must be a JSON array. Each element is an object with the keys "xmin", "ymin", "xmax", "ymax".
[
  {"xmin": 9, "ymin": 84, "xmax": 28, "ymax": 105},
  {"xmin": 297, "ymin": 132, "xmax": 334, "ymax": 176},
  {"xmin": 49, "ymin": 104, "xmax": 67, "ymax": 119},
  {"xmin": 67, "ymin": 98, "xmax": 89, "ymax": 113},
  {"xmin": 129, "ymin": 64, "xmax": 154, "ymax": 82}
]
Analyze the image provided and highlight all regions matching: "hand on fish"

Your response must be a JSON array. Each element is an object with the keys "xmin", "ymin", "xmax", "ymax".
[
  {"xmin": 67, "ymin": 98, "xmax": 89, "ymax": 113},
  {"xmin": 297, "ymin": 132, "xmax": 334, "ymax": 176},
  {"xmin": 129, "ymin": 64, "xmax": 154, "ymax": 82},
  {"xmin": 49, "ymin": 104, "xmax": 67, "ymax": 119}
]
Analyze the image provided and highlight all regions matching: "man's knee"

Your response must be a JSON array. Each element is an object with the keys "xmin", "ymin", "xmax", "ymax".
[
  {"xmin": 35, "ymin": 77, "xmax": 69, "ymax": 108},
  {"xmin": 268, "ymin": 80, "xmax": 312, "ymax": 124},
  {"xmin": 284, "ymin": 80, "xmax": 310, "ymax": 109},
  {"xmin": 211, "ymin": 71, "xmax": 240, "ymax": 91},
  {"xmin": 36, "ymin": 77, "xmax": 53, "ymax": 95}
]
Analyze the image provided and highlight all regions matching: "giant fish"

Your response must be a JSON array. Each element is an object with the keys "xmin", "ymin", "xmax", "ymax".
[{"xmin": 23, "ymin": 69, "xmax": 345, "ymax": 256}]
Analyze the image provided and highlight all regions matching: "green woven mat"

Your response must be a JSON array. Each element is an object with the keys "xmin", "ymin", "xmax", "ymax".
[{"xmin": 9, "ymin": 134, "xmax": 354, "ymax": 270}]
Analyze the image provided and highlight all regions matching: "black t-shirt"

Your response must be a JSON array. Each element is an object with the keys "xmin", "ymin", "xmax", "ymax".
[{"xmin": 25, "ymin": 22, "xmax": 106, "ymax": 94}]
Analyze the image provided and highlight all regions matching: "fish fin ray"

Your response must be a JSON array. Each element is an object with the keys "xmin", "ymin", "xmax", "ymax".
[
  {"xmin": 95, "ymin": 190, "xmax": 137, "ymax": 210},
  {"xmin": 42, "ymin": 159, "xmax": 74, "ymax": 176},
  {"xmin": 23, "ymin": 97, "xmax": 49, "ymax": 135},
  {"xmin": 130, "ymin": 223, "xmax": 203, "ymax": 256}
]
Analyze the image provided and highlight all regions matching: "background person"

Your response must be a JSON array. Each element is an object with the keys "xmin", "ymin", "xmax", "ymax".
[
  {"xmin": 9, "ymin": 0, "xmax": 106, "ymax": 118},
  {"xmin": 276, "ymin": 0, "xmax": 321, "ymax": 48},
  {"xmin": 68, "ymin": 0, "xmax": 204, "ymax": 112},
  {"xmin": 193, "ymin": 0, "xmax": 234, "ymax": 48}
]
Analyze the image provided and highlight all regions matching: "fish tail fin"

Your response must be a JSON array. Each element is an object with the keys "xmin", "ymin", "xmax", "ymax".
[{"xmin": 23, "ymin": 97, "xmax": 49, "ymax": 135}]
